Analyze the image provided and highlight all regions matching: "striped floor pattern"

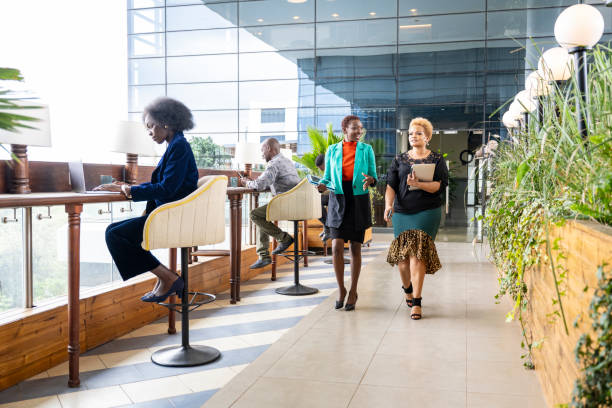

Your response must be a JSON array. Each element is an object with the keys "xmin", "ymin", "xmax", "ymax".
[{"xmin": 0, "ymin": 244, "xmax": 386, "ymax": 408}]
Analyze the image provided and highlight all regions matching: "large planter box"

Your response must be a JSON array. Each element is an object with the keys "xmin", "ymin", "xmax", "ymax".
[{"xmin": 523, "ymin": 220, "xmax": 612, "ymax": 406}]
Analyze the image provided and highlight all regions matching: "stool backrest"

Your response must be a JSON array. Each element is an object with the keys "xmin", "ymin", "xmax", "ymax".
[
  {"xmin": 142, "ymin": 175, "xmax": 228, "ymax": 250},
  {"xmin": 266, "ymin": 178, "xmax": 322, "ymax": 221}
]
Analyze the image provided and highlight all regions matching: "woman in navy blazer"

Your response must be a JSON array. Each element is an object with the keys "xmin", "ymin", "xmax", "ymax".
[{"xmin": 94, "ymin": 97, "xmax": 198, "ymax": 302}]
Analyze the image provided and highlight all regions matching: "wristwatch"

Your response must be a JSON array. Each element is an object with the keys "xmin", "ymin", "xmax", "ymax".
[{"xmin": 121, "ymin": 184, "xmax": 132, "ymax": 199}]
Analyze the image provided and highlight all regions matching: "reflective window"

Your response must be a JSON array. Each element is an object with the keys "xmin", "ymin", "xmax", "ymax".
[
  {"xmin": 485, "ymin": 38, "xmax": 558, "ymax": 72},
  {"xmin": 239, "ymin": 79, "xmax": 315, "ymax": 109},
  {"xmin": 192, "ymin": 110, "xmax": 239, "ymax": 133},
  {"xmin": 487, "ymin": 8, "xmax": 563, "ymax": 39},
  {"xmin": 398, "ymin": 73, "xmax": 484, "ymax": 105},
  {"xmin": 485, "ymin": 72, "xmax": 523, "ymax": 104},
  {"xmin": 487, "ymin": 0, "xmax": 574, "ymax": 11},
  {"xmin": 399, "ymin": 0, "xmax": 484, "ymax": 16},
  {"xmin": 354, "ymin": 108, "xmax": 397, "ymax": 131},
  {"xmin": 399, "ymin": 42, "xmax": 485, "ymax": 75},
  {"xmin": 239, "ymin": 0, "xmax": 314, "ymax": 26},
  {"xmin": 167, "ymin": 54, "xmax": 238, "ymax": 83},
  {"xmin": 239, "ymin": 108, "xmax": 315, "ymax": 133},
  {"xmin": 316, "ymin": 47, "xmax": 396, "ymax": 78},
  {"xmin": 0, "ymin": 209, "xmax": 23, "ymax": 312},
  {"xmin": 129, "ymin": 58, "xmax": 165, "ymax": 85},
  {"xmin": 239, "ymin": 24, "xmax": 314, "ymax": 52},
  {"xmin": 399, "ymin": 13, "xmax": 484, "ymax": 44},
  {"xmin": 362, "ymin": 130, "xmax": 397, "ymax": 161},
  {"xmin": 316, "ymin": 78, "xmax": 396, "ymax": 107},
  {"xmin": 166, "ymin": 3, "xmax": 237, "ymax": 31},
  {"xmin": 128, "ymin": 8, "xmax": 164, "ymax": 34},
  {"xmin": 316, "ymin": 0, "xmax": 396, "ymax": 22},
  {"xmin": 239, "ymin": 51, "xmax": 314, "ymax": 81},
  {"xmin": 167, "ymin": 29, "xmax": 238, "ymax": 56},
  {"xmin": 129, "ymin": 85, "xmax": 166, "ymax": 111},
  {"xmin": 129, "ymin": 33, "xmax": 165, "ymax": 57},
  {"xmin": 317, "ymin": 19, "xmax": 396, "ymax": 48},
  {"xmin": 168, "ymin": 82, "xmax": 238, "ymax": 110}
]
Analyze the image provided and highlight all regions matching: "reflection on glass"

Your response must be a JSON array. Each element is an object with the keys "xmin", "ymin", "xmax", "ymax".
[
  {"xmin": 487, "ymin": 0, "xmax": 574, "ymax": 11},
  {"xmin": 167, "ymin": 3, "xmax": 237, "ymax": 31},
  {"xmin": 129, "ymin": 85, "xmax": 165, "ymax": 112},
  {"xmin": 399, "ymin": 43, "xmax": 485, "ymax": 75},
  {"xmin": 317, "ymin": 47, "xmax": 396, "ymax": 78},
  {"xmin": 167, "ymin": 29, "xmax": 238, "ymax": 56},
  {"xmin": 0, "ymin": 209, "xmax": 23, "ymax": 311},
  {"xmin": 129, "ymin": 58, "xmax": 165, "ymax": 85},
  {"xmin": 239, "ymin": 0, "xmax": 314, "ymax": 26},
  {"xmin": 168, "ymin": 83, "xmax": 238, "ymax": 110},
  {"xmin": 239, "ymin": 79, "xmax": 314, "ymax": 109},
  {"xmin": 191, "ymin": 110, "xmax": 239, "ymax": 133},
  {"xmin": 167, "ymin": 54, "xmax": 238, "ymax": 83},
  {"xmin": 239, "ymin": 25, "xmax": 314, "ymax": 52},
  {"xmin": 239, "ymin": 108, "xmax": 315, "ymax": 133},
  {"xmin": 399, "ymin": 13, "xmax": 484, "ymax": 44},
  {"xmin": 484, "ymin": 72, "xmax": 523, "ymax": 104},
  {"xmin": 316, "ymin": 78, "xmax": 396, "ymax": 106},
  {"xmin": 316, "ymin": 0, "xmax": 396, "ymax": 22},
  {"xmin": 398, "ymin": 0, "xmax": 484, "ymax": 16},
  {"xmin": 128, "ymin": 8, "xmax": 165, "ymax": 34},
  {"xmin": 485, "ymin": 38, "xmax": 558, "ymax": 72},
  {"xmin": 398, "ymin": 73, "xmax": 484, "ymax": 105},
  {"xmin": 129, "ymin": 0, "xmax": 164, "ymax": 10},
  {"xmin": 239, "ymin": 51, "xmax": 314, "ymax": 81},
  {"xmin": 317, "ymin": 19, "xmax": 396, "ymax": 48},
  {"xmin": 129, "ymin": 33, "xmax": 165, "ymax": 57},
  {"xmin": 486, "ymin": 8, "xmax": 563, "ymax": 39}
]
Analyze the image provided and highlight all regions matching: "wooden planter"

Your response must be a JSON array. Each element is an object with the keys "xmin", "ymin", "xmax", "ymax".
[{"xmin": 523, "ymin": 220, "xmax": 612, "ymax": 406}]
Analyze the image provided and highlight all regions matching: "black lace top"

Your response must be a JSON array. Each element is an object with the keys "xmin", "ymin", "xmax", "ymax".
[{"xmin": 386, "ymin": 151, "xmax": 449, "ymax": 214}]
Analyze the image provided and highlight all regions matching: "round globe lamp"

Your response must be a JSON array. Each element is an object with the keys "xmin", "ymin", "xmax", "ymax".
[{"xmin": 537, "ymin": 47, "xmax": 573, "ymax": 82}]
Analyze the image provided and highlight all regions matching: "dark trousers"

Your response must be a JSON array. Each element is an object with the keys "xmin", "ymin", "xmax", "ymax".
[{"xmin": 105, "ymin": 215, "xmax": 161, "ymax": 281}]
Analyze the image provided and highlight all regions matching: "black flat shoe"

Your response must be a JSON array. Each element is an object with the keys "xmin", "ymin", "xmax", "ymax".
[
  {"xmin": 271, "ymin": 236, "xmax": 294, "ymax": 255},
  {"xmin": 250, "ymin": 258, "xmax": 271, "ymax": 269},
  {"xmin": 402, "ymin": 284, "xmax": 414, "ymax": 308},
  {"xmin": 345, "ymin": 293, "xmax": 358, "ymax": 311}
]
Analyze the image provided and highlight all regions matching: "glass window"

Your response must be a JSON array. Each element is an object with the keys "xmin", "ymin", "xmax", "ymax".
[
  {"xmin": 399, "ymin": 42, "xmax": 485, "ymax": 76},
  {"xmin": 317, "ymin": 19, "xmax": 396, "ymax": 48},
  {"xmin": 316, "ymin": 0, "xmax": 396, "ymax": 22},
  {"xmin": 129, "ymin": 33, "xmax": 165, "ymax": 57},
  {"xmin": 485, "ymin": 72, "xmax": 523, "ymax": 104},
  {"xmin": 0, "ymin": 209, "xmax": 23, "ymax": 312},
  {"xmin": 128, "ymin": 8, "xmax": 164, "ymax": 34},
  {"xmin": 129, "ymin": 0, "xmax": 164, "ymax": 9},
  {"xmin": 239, "ymin": 24, "xmax": 314, "ymax": 52},
  {"xmin": 353, "ymin": 108, "xmax": 397, "ymax": 131},
  {"xmin": 486, "ymin": 38, "xmax": 557, "ymax": 72},
  {"xmin": 192, "ymin": 110, "xmax": 239, "ymax": 133},
  {"xmin": 129, "ymin": 85, "xmax": 166, "ymax": 111},
  {"xmin": 397, "ymin": 104, "xmax": 485, "ymax": 131},
  {"xmin": 261, "ymin": 108, "xmax": 286, "ymax": 123},
  {"xmin": 167, "ymin": 82, "xmax": 238, "ymax": 110},
  {"xmin": 316, "ymin": 78, "xmax": 396, "ymax": 107},
  {"xmin": 239, "ymin": 0, "xmax": 314, "ymax": 26},
  {"xmin": 239, "ymin": 51, "xmax": 314, "ymax": 81},
  {"xmin": 167, "ymin": 28, "xmax": 238, "ymax": 56},
  {"xmin": 487, "ymin": 8, "xmax": 563, "ymax": 39},
  {"xmin": 362, "ymin": 130, "xmax": 397, "ymax": 157},
  {"xmin": 239, "ymin": 108, "xmax": 315, "ymax": 133},
  {"xmin": 167, "ymin": 54, "xmax": 238, "ymax": 83},
  {"xmin": 166, "ymin": 3, "xmax": 237, "ymax": 31},
  {"xmin": 316, "ymin": 47, "xmax": 396, "ymax": 78},
  {"xmin": 129, "ymin": 58, "xmax": 165, "ymax": 85},
  {"xmin": 398, "ymin": 0, "xmax": 484, "ymax": 16},
  {"xmin": 487, "ymin": 0, "xmax": 574, "ymax": 11},
  {"xmin": 239, "ymin": 79, "xmax": 315, "ymax": 109},
  {"xmin": 399, "ymin": 13, "xmax": 484, "ymax": 44},
  {"xmin": 398, "ymin": 73, "xmax": 484, "ymax": 105}
]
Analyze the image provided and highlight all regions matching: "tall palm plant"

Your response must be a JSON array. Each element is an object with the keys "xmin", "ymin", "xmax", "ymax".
[{"xmin": 292, "ymin": 124, "xmax": 343, "ymax": 175}]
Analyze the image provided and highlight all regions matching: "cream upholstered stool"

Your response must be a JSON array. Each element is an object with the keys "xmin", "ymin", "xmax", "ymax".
[
  {"xmin": 142, "ymin": 175, "xmax": 228, "ymax": 367},
  {"xmin": 266, "ymin": 178, "xmax": 322, "ymax": 295}
]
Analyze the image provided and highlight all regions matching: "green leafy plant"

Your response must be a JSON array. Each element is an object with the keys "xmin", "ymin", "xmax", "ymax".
[
  {"xmin": 292, "ymin": 124, "xmax": 342, "ymax": 175},
  {"xmin": 189, "ymin": 135, "xmax": 231, "ymax": 169}
]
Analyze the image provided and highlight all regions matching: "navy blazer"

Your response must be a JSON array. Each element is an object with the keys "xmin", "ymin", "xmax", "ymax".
[{"xmin": 130, "ymin": 132, "xmax": 198, "ymax": 214}]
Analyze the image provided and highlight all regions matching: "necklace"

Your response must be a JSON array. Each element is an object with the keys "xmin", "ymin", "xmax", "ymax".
[{"xmin": 408, "ymin": 149, "xmax": 431, "ymax": 160}]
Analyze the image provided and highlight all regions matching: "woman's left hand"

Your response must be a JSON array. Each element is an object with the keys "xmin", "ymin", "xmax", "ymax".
[
  {"xmin": 361, "ymin": 173, "xmax": 374, "ymax": 191},
  {"xmin": 407, "ymin": 171, "xmax": 420, "ymax": 188}
]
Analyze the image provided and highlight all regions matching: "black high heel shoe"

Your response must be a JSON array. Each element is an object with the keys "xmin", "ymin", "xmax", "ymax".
[
  {"xmin": 344, "ymin": 292, "xmax": 358, "ymax": 311},
  {"xmin": 411, "ymin": 297, "xmax": 422, "ymax": 320},
  {"xmin": 335, "ymin": 289, "xmax": 347, "ymax": 309},
  {"xmin": 142, "ymin": 276, "xmax": 184, "ymax": 303},
  {"xmin": 402, "ymin": 284, "xmax": 414, "ymax": 308}
]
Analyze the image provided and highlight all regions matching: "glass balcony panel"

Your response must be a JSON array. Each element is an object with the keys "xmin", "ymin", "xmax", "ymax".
[
  {"xmin": 128, "ymin": 8, "xmax": 164, "ymax": 34},
  {"xmin": 0, "ymin": 209, "xmax": 24, "ymax": 312}
]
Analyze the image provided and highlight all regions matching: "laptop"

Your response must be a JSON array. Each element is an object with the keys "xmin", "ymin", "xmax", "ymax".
[{"xmin": 68, "ymin": 162, "xmax": 116, "ymax": 194}]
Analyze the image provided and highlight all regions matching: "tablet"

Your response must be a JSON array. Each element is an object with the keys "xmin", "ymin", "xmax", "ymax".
[
  {"xmin": 409, "ymin": 163, "xmax": 436, "ymax": 191},
  {"xmin": 307, "ymin": 174, "xmax": 334, "ymax": 192}
]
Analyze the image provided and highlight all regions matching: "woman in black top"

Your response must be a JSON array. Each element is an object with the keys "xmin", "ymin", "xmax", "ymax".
[{"xmin": 384, "ymin": 117, "xmax": 448, "ymax": 319}]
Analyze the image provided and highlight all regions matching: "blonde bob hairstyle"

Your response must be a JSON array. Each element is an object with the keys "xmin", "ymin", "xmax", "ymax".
[{"xmin": 409, "ymin": 117, "xmax": 434, "ymax": 141}]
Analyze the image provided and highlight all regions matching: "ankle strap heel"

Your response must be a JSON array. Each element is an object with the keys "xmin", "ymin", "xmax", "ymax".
[
  {"xmin": 411, "ymin": 297, "xmax": 422, "ymax": 320},
  {"xmin": 402, "ymin": 284, "xmax": 413, "ymax": 307}
]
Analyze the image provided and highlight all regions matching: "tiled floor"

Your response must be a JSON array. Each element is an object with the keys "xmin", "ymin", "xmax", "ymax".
[{"xmin": 0, "ymin": 231, "xmax": 549, "ymax": 408}]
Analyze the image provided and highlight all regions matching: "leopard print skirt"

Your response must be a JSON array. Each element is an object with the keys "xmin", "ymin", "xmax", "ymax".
[{"xmin": 386, "ymin": 229, "xmax": 442, "ymax": 274}]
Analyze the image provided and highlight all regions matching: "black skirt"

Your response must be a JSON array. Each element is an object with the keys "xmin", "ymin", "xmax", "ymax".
[{"xmin": 329, "ymin": 181, "xmax": 367, "ymax": 243}]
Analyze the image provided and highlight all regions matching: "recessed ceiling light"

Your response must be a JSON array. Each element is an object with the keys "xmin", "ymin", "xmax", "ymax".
[
  {"xmin": 399, "ymin": 24, "xmax": 432, "ymax": 29},
  {"xmin": 287, "ymin": 0, "xmax": 307, "ymax": 3},
  {"xmin": 293, "ymin": 15, "xmax": 300, "ymax": 20},
  {"xmin": 331, "ymin": 13, "xmax": 339, "ymax": 18},
  {"xmin": 257, "ymin": 32, "xmax": 262, "ymax": 35},
  {"xmin": 410, "ymin": 8, "xmax": 417, "ymax": 12},
  {"xmin": 257, "ymin": 18, "xmax": 264, "ymax": 22},
  {"xmin": 369, "ymin": 12, "xmax": 376, "ymax": 16}
]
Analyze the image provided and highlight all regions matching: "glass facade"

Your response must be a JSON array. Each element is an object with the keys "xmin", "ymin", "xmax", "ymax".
[{"xmin": 127, "ymin": 0, "xmax": 612, "ymax": 163}]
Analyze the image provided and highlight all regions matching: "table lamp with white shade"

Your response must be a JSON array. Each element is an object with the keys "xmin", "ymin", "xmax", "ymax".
[
  {"xmin": 234, "ymin": 142, "xmax": 265, "ymax": 178},
  {"xmin": 280, "ymin": 148, "xmax": 293, "ymax": 161},
  {"xmin": 0, "ymin": 101, "xmax": 51, "ymax": 194},
  {"xmin": 109, "ymin": 120, "xmax": 157, "ymax": 185}
]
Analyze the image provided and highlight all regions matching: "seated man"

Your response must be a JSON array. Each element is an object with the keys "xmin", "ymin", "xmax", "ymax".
[
  {"xmin": 315, "ymin": 153, "xmax": 330, "ymax": 242},
  {"xmin": 239, "ymin": 138, "xmax": 301, "ymax": 269}
]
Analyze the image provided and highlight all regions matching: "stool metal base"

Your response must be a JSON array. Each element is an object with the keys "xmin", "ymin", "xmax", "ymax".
[
  {"xmin": 275, "ymin": 283, "xmax": 319, "ymax": 296},
  {"xmin": 151, "ymin": 345, "xmax": 220, "ymax": 367},
  {"xmin": 323, "ymin": 257, "xmax": 351, "ymax": 264}
]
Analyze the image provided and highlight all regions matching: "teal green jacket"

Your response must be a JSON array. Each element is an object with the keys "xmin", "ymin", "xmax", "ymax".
[{"xmin": 320, "ymin": 141, "xmax": 378, "ymax": 195}]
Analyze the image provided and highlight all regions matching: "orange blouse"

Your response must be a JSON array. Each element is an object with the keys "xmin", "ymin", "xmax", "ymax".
[{"xmin": 342, "ymin": 141, "xmax": 357, "ymax": 181}]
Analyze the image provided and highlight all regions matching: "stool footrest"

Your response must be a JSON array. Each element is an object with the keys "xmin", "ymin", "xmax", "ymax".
[{"xmin": 157, "ymin": 292, "xmax": 216, "ymax": 314}]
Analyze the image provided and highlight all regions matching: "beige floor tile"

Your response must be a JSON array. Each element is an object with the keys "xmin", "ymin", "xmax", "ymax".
[
  {"xmin": 0, "ymin": 395, "xmax": 61, "ymax": 408},
  {"xmin": 147, "ymin": 335, "xmax": 252, "ymax": 354},
  {"xmin": 120, "ymin": 376, "xmax": 192, "ymax": 403},
  {"xmin": 57, "ymin": 385, "xmax": 132, "ymax": 408},
  {"xmin": 378, "ymin": 330, "xmax": 467, "ymax": 361},
  {"xmin": 98, "ymin": 348, "xmax": 152, "ymax": 368},
  {"xmin": 229, "ymin": 364, "xmax": 249, "ymax": 374},
  {"xmin": 467, "ymin": 335, "xmax": 524, "ymax": 362},
  {"xmin": 288, "ymin": 326, "xmax": 383, "ymax": 355},
  {"xmin": 178, "ymin": 367, "xmax": 237, "ymax": 392},
  {"xmin": 467, "ymin": 392, "xmax": 548, "ymax": 408},
  {"xmin": 24, "ymin": 371, "xmax": 50, "ymax": 381},
  {"xmin": 46, "ymin": 355, "xmax": 106, "ymax": 377},
  {"xmin": 232, "ymin": 377, "xmax": 357, "ymax": 408},
  {"xmin": 362, "ymin": 353, "xmax": 466, "ymax": 392},
  {"xmin": 349, "ymin": 384, "xmax": 466, "ymax": 408},
  {"xmin": 467, "ymin": 360, "xmax": 543, "ymax": 396},
  {"xmin": 264, "ymin": 348, "xmax": 373, "ymax": 384},
  {"xmin": 235, "ymin": 329, "xmax": 289, "ymax": 347}
]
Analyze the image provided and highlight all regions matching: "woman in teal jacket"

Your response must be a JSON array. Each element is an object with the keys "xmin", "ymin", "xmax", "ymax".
[{"xmin": 317, "ymin": 115, "xmax": 377, "ymax": 311}]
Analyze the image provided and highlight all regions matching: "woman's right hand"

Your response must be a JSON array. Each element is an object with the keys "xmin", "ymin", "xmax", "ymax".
[
  {"xmin": 384, "ymin": 205, "xmax": 393, "ymax": 223},
  {"xmin": 317, "ymin": 183, "xmax": 327, "ymax": 193}
]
